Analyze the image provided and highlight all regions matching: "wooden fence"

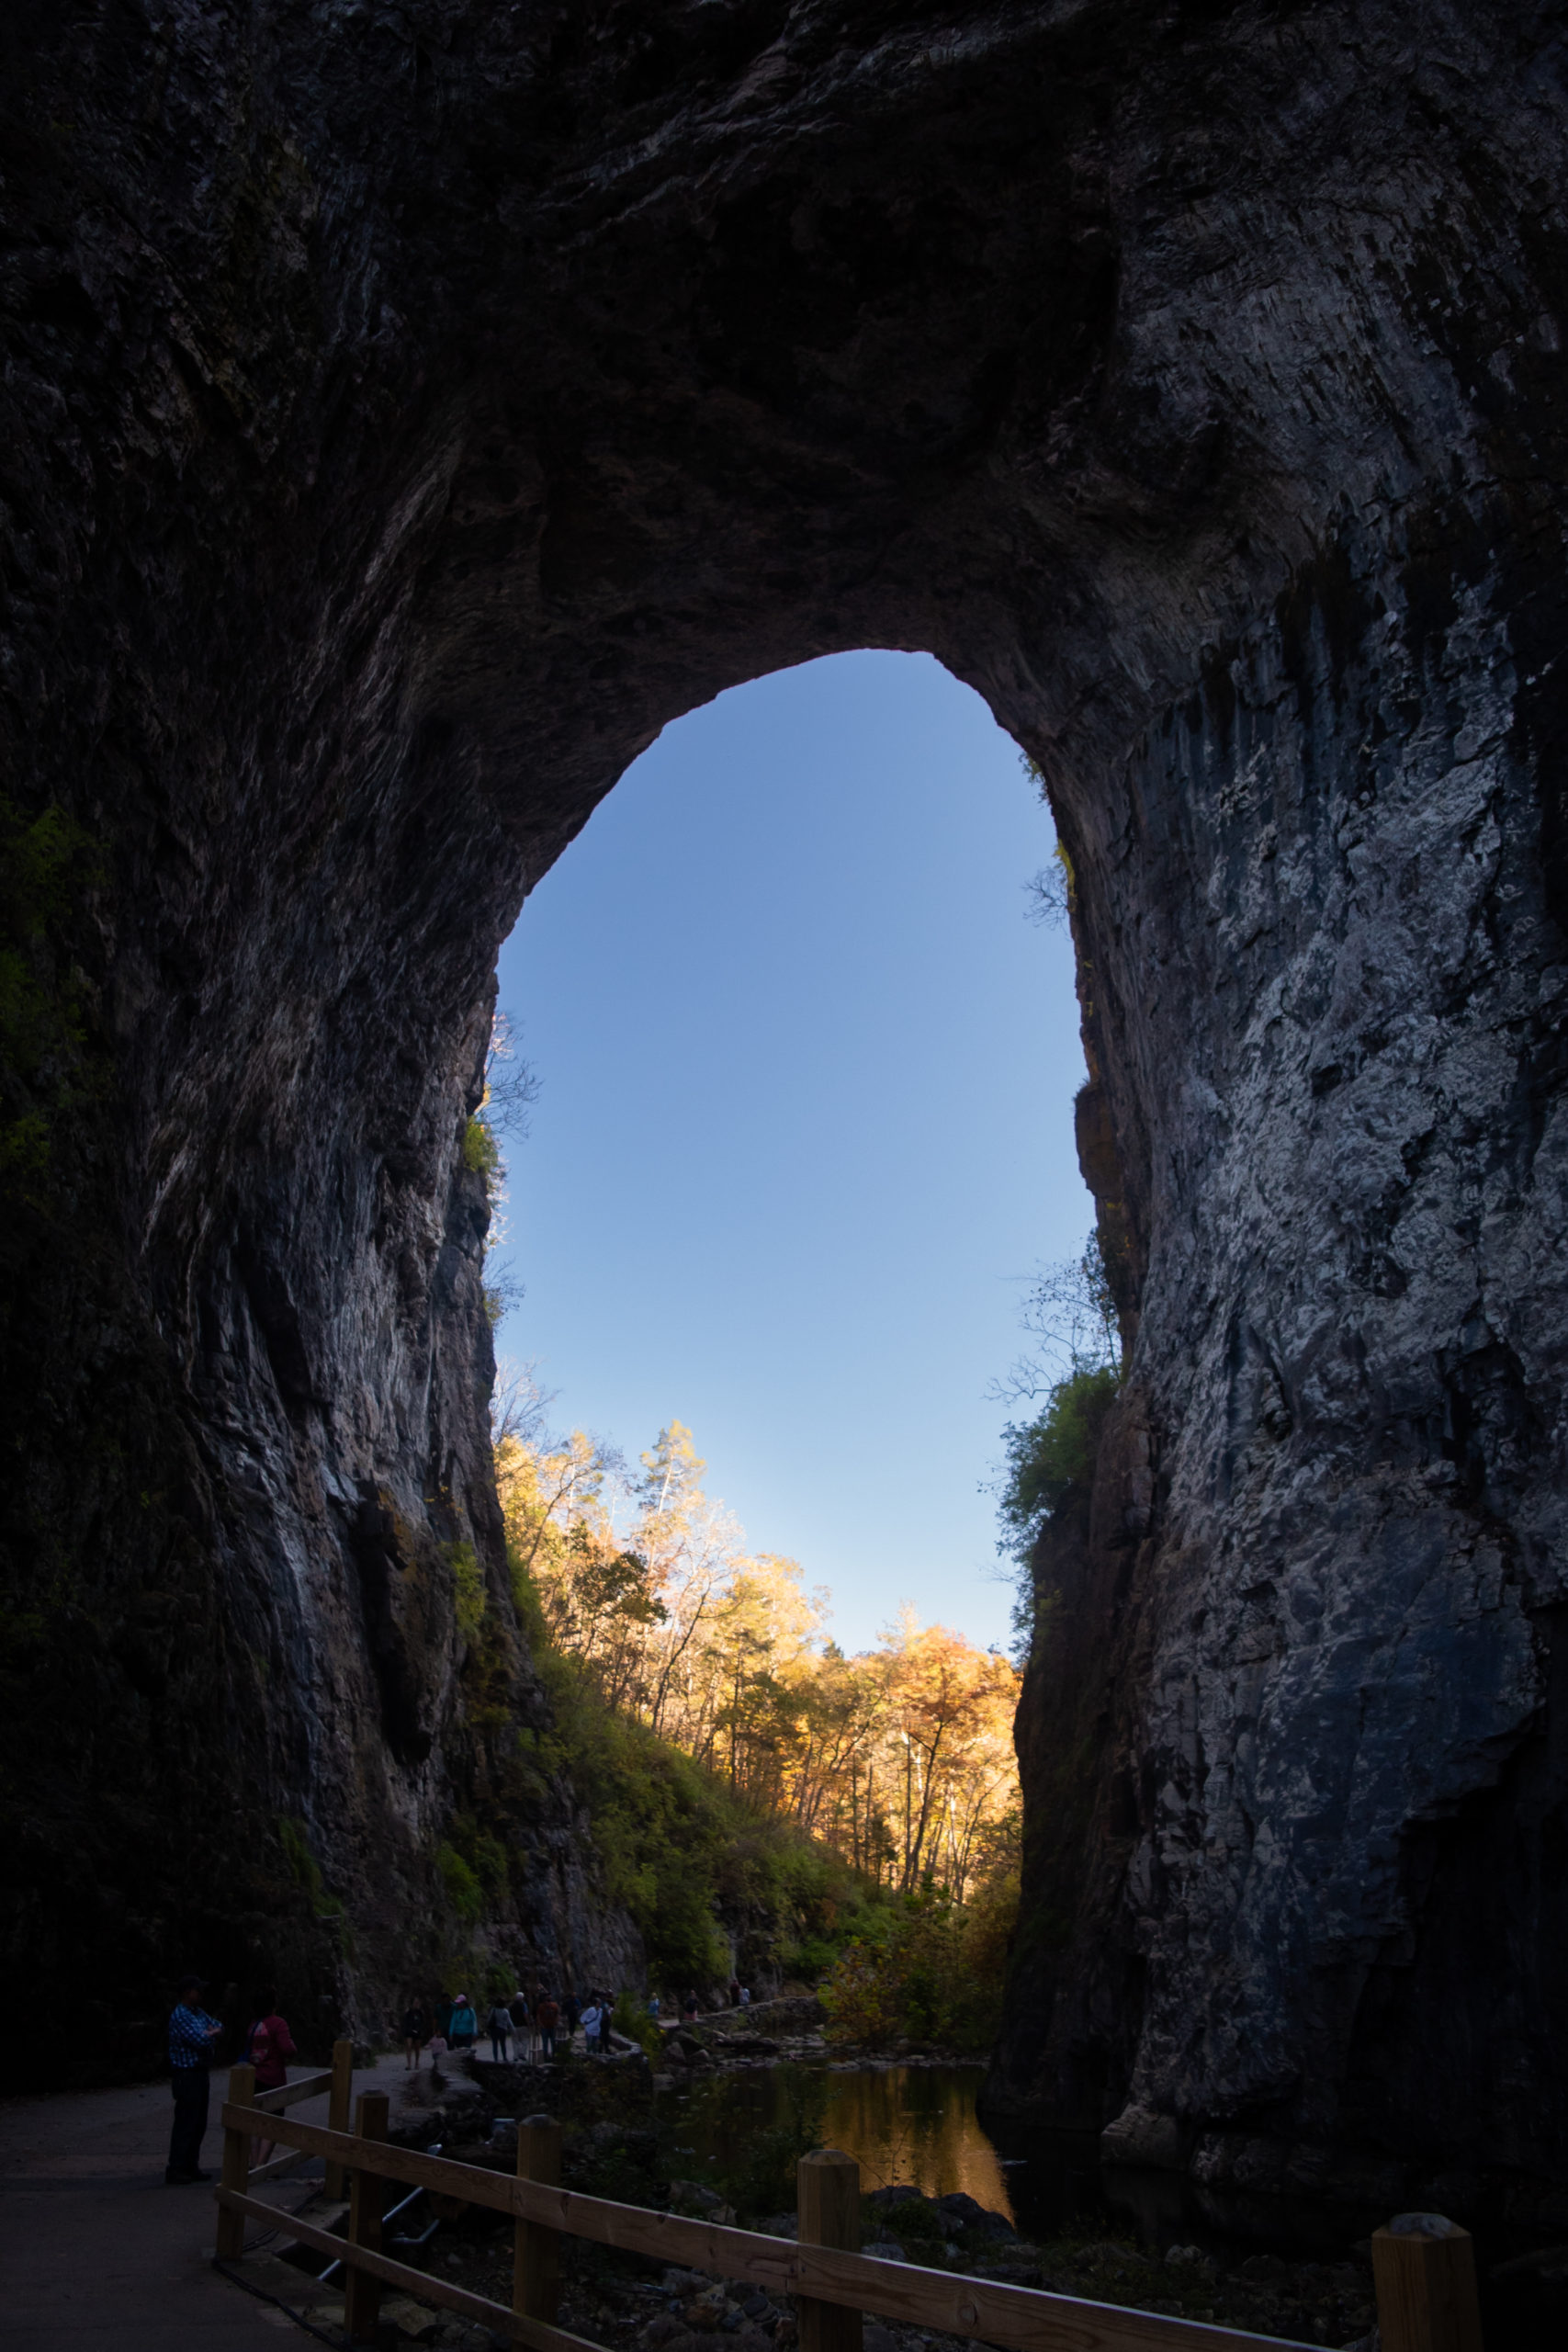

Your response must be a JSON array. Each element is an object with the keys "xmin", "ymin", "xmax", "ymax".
[{"xmin": 212, "ymin": 2046, "xmax": 1483, "ymax": 2352}]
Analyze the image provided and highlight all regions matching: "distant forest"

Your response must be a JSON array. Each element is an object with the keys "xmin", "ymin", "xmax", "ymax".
[
  {"xmin": 468, "ymin": 1037, "xmax": 1030, "ymax": 2042},
  {"xmin": 495, "ymin": 1402, "xmax": 1020, "ymax": 1907}
]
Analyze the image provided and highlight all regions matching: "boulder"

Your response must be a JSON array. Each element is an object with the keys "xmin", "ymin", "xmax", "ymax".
[{"xmin": 934, "ymin": 2194, "xmax": 1015, "ymax": 2241}]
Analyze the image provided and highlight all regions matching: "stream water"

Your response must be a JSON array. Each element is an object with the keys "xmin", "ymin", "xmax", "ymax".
[
  {"xmin": 658, "ymin": 2061, "xmax": 1397, "ymax": 2259},
  {"xmin": 654, "ymin": 2060, "xmax": 1548, "ymax": 2342},
  {"xmin": 661, "ymin": 2063, "xmax": 1020, "ymax": 2223}
]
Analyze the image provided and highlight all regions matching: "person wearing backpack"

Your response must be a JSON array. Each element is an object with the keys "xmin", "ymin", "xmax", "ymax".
[
  {"xmin": 246, "ymin": 1988, "xmax": 297, "ymax": 2166},
  {"xmin": 447, "ymin": 1992, "xmax": 479, "ymax": 2060},
  {"xmin": 487, "ymin": 1997, "xmax": 513, "ymax": 2063}
]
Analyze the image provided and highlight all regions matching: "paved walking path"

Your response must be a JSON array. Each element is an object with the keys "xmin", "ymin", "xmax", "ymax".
[{"xmin": 0, "ymin": 2055, "xmax": 415, "ymax": 2351}]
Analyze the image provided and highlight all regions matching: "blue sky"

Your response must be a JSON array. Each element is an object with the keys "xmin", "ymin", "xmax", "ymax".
[{"xmin": 490, "ymin": 650, "xmax": 1091, "ymax": 1654}]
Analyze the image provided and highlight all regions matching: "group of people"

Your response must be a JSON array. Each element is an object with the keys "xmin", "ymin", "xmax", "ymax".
[
  {"xmin": 164, "ymin": 1964, "xmax": 761, "ymax": 2183},
  {"xmin": 395, "ymin": 1977, "xmax": 748, "ymax": 2067},
  {"xmin": 398, "ymin": 1985, "xmax": 600, "ymax": 2065}
]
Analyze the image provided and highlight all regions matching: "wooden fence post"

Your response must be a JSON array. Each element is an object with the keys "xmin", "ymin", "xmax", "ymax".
[
  {"xmin": 797, "ymin": 2150, "xmax": 862, "ymax": 2352},
  {"xmin": 214, "ymin": 2063, "xmax": 255, "ymax": 2261},
  {"xmin": 344, "ymin": 2087, "xmax": 389, "ymax": 2342},
  {"xmin": 515, "ymin": 2111, "xmax": 563, "ymax": 2326},
  {"xmin": 324, "ymin": 2036, "xmax": 355, "ymax": 2200},
  {"xmin": 1371, "ymin": 2215, "xmax": 1484, "ymax": 2352}
]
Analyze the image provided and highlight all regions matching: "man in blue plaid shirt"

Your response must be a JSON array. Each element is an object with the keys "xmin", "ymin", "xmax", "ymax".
[{"xmin": 166, "ymin": 1973, "xmax": 221, "ymax": 2183}]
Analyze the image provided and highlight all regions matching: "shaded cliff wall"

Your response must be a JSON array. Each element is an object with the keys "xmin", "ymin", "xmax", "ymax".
[
  {"xmin": 2, "ymin": 0, "xmax": 1566, "ymax": 2166},
  {"xmin": 997, "ymin": 488, "xmax": 1568, "ymax": 2210}
]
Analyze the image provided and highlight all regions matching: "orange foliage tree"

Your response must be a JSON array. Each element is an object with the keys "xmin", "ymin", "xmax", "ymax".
[{"xmin": 494, "ymin": 1408, "xmax": 1019, "ymax": 1902}]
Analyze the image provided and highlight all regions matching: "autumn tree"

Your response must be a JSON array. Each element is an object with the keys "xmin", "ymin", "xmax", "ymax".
[{"xmin": 495, "ymin": 1415, "xmax": 1019, "ymax": 1905}]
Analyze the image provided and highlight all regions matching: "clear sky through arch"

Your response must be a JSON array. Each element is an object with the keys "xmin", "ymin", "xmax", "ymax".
[{"xmin": 489, "ymin": 650, "xmax": 1092, "ymax": 1654}]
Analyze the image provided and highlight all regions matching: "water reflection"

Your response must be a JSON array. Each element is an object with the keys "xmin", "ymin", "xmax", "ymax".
[
  {"xmin": 660, "ymin": 2064, "xmax": 1361, "ymax": 2258},
  {"xmin": 662, "ymin": 2069, "xmax": 1354, "ymax": 2248},
  {"xmin": 821, "ymin": 2064, "xmax": 1017, "ymax": 2218},
  {"xmin": 666, "ymin": 2064, "xmax": 1018, "ymax": 2222},
  {"xmin": 658, "ymin": 2063, "xmax": 1541, "ymax": 2344}
]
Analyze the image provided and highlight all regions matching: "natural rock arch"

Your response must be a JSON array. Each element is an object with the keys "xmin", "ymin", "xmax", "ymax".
[{"xmin": 3, "ymin": 0, "xmax": 1566, "ymax": 2200}]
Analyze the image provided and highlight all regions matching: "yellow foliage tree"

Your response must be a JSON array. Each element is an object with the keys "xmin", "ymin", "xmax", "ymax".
[{"xmin": 494, "ymin": 1412, "xmax": 1019, "ymax": 1904}]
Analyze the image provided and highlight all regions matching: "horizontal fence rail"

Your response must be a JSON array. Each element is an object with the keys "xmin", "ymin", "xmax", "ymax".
[
  {"xmin": 236, "ymin": 2043, "xmax": 354, "ymax": 2188},
  {"xmin": 211, "ymin": 2055, "xmax": 1483, "ymax": 2352},
  {"xmin": 253, "ymin": 2068, "xmax": 334, "ymax": 2114},
  {"xmin": 216, "ymin": 2187, "xmax": 601, "ymax": 2352}
]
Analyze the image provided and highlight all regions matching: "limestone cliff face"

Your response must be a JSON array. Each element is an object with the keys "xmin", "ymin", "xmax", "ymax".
[
  {"xmin": 996, "ymin": 516, "xmax": 1568, "ymax": 2209},
  {"xmin": 2, "ymin": 0, "xmax": 1566, "ymax": 2177}
]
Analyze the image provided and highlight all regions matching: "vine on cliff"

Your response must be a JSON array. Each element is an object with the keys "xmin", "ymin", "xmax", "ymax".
[{"xmin": 991, "ymin": 1229, "xmax": 1122, "ymax": 1659}]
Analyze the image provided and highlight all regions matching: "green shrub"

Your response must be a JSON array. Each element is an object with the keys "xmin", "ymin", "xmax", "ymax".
[
  {"xmin": 462, "ymin": 1114, "xmax": 502, "ymax": 1189},
  {"xmin": 998, "ymin": 1363, "xmax": 1120, "ymax": 1553},
  {"xmin": 483, "ymin": 1958, "xmax": 517, "ymax": 2005},
  {"xmin": 780, "ymin": 1931, "xmax": 840, "ymax": 1981},
  {"xmin": 612, "ymin": 1990, "xmax": 664, "ymax": 2058},
  {"xmin": 508, "ymin": 1540, "xmax": 549, "ymax": 1645},
  {"xmin": 820, "ymin": 1872, "xmax": 1018, "ymax": 2055},
  {"xmin": 446, "ymin": 1812, "xmax": 510, "ymax": 1901},
  {"xmin": 449, "ymin": 1541, "xmax": 486, "ymax": 1639},
  {"xmin": 998, "ymin": 1363, "xmax": 1120, "ymax": 1661},
  {"xmin": 278, "ymin": 1816, "xmax": 344, "ymax": 1920},
  {"xmin": 277, "ymin": 1815, "xmax": 351, "ymax": 1952},
  {"xmin": 437, "ymin": 1841, "xmax": 484, "ymax": 1922}
]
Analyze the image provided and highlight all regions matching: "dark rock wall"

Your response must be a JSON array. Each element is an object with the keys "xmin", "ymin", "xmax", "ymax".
[
  {"xmin": 2, "ymin": 0, "xmax": 1566, "ymax": 2177},
  {"xmin": 1028, "ymin": 508, "xmax": 1568, "ymax": 2202}
]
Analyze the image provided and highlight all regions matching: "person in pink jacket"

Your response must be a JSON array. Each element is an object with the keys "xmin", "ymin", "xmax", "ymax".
[{"xmin": 246, "ymin": 1986, "xmax": 297, "ymax": 2166}]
